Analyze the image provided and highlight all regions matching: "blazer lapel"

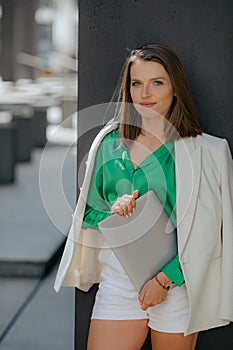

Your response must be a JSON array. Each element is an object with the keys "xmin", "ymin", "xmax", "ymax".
[{"xmin": 175, "ymin": 137, "xmax": 201, "ymax": 257}]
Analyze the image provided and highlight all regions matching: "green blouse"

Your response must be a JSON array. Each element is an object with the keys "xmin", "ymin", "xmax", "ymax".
[{"xmin": 82, "ymin": 128, "xmax": 184, "ymax": 286}]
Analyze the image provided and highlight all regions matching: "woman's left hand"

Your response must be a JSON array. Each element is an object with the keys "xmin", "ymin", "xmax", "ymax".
[{"xmin": 138, "ymin": 272, "xmax": 171, "ymax": 310}]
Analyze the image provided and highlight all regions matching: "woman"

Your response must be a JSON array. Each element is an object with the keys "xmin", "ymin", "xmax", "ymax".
[{"xmin": 54, "ymin": 44, "xmax": 233, "ymax": 350}]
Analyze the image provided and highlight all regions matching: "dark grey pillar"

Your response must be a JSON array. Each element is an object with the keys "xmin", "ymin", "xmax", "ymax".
[
  {"xmin": 0, "ymin": 122, "xmax": 16, "ymax": 183},
  {"xmin": 0, "ymin": 0, "xmax": 36, "ymax": 81},
  {"xmin": 76, "ymin": 1, "xmax": 233, "ymax": 349}
]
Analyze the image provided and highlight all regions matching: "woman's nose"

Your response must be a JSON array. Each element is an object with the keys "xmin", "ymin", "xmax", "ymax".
[{"xmin": 141, "ymin": 84, "xmax": 152, "ymax": 98}]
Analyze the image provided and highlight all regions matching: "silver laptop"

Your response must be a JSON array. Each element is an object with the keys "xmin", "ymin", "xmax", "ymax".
[{"xmin": 98, "ymin": 190, "xmax": 177, "ymax": 292}]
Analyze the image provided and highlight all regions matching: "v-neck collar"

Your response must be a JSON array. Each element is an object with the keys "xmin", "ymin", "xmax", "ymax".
[{"xmin": 123, "ymin": 141, "xmax": 174, "ymax": 172}]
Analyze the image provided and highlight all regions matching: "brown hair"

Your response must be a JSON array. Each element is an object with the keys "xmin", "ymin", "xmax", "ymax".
[{"xmin": 113, "ymin": 43, "xmax": 202, "ymax": 141}]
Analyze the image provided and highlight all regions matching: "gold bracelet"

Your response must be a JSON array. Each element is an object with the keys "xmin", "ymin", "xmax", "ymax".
[{"xmin": 155, "ymin": 276, "xmax": 170, "ymax": 290}]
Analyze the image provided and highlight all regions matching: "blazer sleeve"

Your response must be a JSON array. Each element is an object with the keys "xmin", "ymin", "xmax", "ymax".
[
  {"xmin": 219, "ymin": 139, "xmax": 233, "ymax": 321},
  {"xmin": 82, "ymin": 141, "xmax": 111, "ymax": 230}
]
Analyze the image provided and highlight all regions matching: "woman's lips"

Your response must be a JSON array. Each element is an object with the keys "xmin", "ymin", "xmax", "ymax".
[{"xmin": 140, "ymin": 102, "xmax": 157, "ymax": 108}]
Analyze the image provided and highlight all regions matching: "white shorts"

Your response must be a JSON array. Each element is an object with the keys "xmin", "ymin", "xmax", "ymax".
[{"xmin": 91, "ymin": 249, "xmax": 190, "ymax": 333}]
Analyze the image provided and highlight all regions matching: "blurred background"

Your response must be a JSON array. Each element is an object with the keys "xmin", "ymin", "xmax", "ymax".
[{"xmin": 0, "ymin": 1, "xmax": 77, "ymax": 349}]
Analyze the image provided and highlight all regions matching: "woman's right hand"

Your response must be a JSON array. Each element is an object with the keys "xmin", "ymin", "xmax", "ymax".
[{"xmin": 111, "ymin": 190, "xmax": 139, "ymax": 218}]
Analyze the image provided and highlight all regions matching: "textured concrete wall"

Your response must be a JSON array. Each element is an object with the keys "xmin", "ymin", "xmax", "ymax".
[
  {"xmin": 78, "ymin": 0, "xmax": 233, "ymax": 146},
  {"xmin": 76, "ymin": 1, "xmax": 233, "ymax": 349}
]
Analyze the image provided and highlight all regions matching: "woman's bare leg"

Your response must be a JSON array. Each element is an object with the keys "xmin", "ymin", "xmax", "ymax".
[
  {"xmin": 151, "ymin": 330, "xmax": 198, "ymax": 350},
  {"xmin": 87, "ymin": 319, "xmax": 148, "ymax": 350}
]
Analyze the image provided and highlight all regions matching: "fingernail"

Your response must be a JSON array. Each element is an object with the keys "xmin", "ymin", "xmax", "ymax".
[{"xmin": 125, "ymin": 215, "xmax": 129, "ymax": 219}]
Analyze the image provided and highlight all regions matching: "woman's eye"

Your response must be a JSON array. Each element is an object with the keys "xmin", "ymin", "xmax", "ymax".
[
  {"xmin": 153, "ymin": 80, "xmax": 162, "ymax": 86},
  {"xmin": 131, "ymin": 81, "xmax": 140, "ymax": 86}
]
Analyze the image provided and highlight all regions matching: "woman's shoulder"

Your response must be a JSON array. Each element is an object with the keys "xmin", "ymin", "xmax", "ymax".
[
  {"xmin": 195, "ymin": 132, "xmax": 228, "ymax": 149},
  {"xmin": 88, "ymin": 121, "xmax": 119, "ymax": 153},
  {"xmin": 193, "ymin": 132, "xmax": 232, "ymax": 162},
  {"xmin": 101, "ymin": 125, "xmax": 119, "ymax": 142},
  {"xmin": 92, "ymin": 121, "xmax": 119, "ymax": 145},
  {"xmin": 178, "ymin": 132, "xmax": 226, "ymax": 154},
  {"xmin": 84, "ymin": 122, "xmax": 119, "ymax": 174}
]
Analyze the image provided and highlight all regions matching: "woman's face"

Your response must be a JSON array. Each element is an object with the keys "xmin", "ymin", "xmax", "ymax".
[{"xmin": 130, "ymin": 59, "xmax": 174, "ymax": 118}]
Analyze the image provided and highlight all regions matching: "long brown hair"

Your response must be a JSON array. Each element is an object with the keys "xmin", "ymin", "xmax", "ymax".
[{"xmin": 113, "ymin": 44, "xmax": 202, "ymax": 141}]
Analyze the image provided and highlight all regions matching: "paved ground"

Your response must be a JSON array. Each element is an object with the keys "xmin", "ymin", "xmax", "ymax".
[
  {"xmin": 0, "ymin": 145, "xmax": 76, "ymax": 277},
  {"xmin": 0, "ymin": 138, "xmax": 76, "ymax": 349},
  {"xmin": 0, "ymin": 262, "xmax": 75, "ymax": 350}
]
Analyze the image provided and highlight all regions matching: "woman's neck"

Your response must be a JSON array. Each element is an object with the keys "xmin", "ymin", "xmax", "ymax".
[{"xmin": 141, "ymin": 118, "xmax": 166, "ymax": 143}]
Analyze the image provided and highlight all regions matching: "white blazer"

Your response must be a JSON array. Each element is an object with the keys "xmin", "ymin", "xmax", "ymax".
[{"xmin": 54, "ymin": 121, "xmax": 233, "ymax": 335}]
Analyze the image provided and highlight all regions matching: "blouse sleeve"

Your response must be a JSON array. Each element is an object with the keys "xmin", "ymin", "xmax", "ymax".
[
  {"xmin": 82, "ymin": 143, "xmax": 111, "ymax": 230},
  {"xmin": 161, "ymin": 254, "xmax": 184, "ymax": 286}
]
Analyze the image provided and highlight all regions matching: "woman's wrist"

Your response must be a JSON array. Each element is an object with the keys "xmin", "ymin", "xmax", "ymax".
[{"xmin": 155, "ymin": 272, "xmax": 172, "ymax": 289}]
